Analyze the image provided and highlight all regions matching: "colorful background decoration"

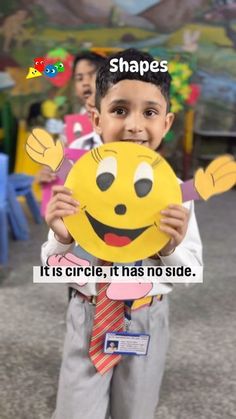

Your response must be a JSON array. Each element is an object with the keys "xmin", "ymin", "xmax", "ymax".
[
  {"xmin": 1, "ymin": 0, "xmax": 235, "ymax": 132},
  {"xmin": 1, "ymin": 0, "xmax": 236, "ymax": 161}
]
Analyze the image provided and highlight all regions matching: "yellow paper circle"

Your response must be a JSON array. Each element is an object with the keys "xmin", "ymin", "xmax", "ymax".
[{"xmin": 64, "ymin": 142, "xmax": 182, "ymax": 262}]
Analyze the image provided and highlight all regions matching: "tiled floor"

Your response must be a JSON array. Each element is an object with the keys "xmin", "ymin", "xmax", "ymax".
[{"xmin": 0, "ymin": 192, "xmax": 236, "ymax": 419}]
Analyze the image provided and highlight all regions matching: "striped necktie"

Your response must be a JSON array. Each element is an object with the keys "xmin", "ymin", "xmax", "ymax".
[{"xmin": 89, "ymin": 266, "xmax": 125, "ymax": 375}]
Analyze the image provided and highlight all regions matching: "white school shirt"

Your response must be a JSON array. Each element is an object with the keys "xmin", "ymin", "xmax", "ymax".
[{"xmin": 41, "ymin": 199, "xmax": 203, "ymax": 297}]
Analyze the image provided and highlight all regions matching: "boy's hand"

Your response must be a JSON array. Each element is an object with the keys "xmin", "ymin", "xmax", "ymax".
[
  {"xmin": 159, "ymin": 204, "xmax": 189, "ymax": 256},
  {"xmin": 35, "ymin": 166, "xmax": 57, "ymax": 184},
  {"xmin": 45, "ymin": 185, "xmax": 79, "ymax": 244}
]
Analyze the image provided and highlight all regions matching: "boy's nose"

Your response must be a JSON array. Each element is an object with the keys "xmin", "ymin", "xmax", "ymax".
[
  {"xmin": 126, "ymin": 114, "xmax": 144, "ymax": 133},
  {"xmin": 82, "ymin": 74, "xmax": 92, "ymax": 86}
]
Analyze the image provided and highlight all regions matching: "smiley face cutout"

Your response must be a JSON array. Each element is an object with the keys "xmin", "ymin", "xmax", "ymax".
[{"xmin": 64, "ymin": 142, "xmax": 182, "ymax": 262}]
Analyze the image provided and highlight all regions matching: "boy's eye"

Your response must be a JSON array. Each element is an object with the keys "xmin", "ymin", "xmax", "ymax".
[
  {"xmin": 113, "ymin": 107, "xmax": 126, "ymax": 115},
  {"xmin": 144, "ymin": 109, "xmax": 158, "ymax": 117}
]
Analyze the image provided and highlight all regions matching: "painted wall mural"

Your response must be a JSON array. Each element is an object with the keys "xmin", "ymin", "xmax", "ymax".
[{"xmin": 0, "ymin": 0, "xmax": 236, "ymax": 131}]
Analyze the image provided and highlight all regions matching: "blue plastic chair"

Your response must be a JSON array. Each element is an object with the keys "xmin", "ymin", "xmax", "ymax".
[
  {"xmin": 7, "ymin": 174, "xmax": 42, "ymax": 240},
  {"xmin": 0, "ymin": 153, "xmax": 8, "ymax": 264},
  {"xmin": 8, "ymin": 174, "xmax": 42, "ymax": 223}
]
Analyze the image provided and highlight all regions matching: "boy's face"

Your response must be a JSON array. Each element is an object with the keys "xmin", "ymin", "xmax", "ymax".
[
  {"xmin": 93, "ymin": 80, "xmax": 174, "ymax": 150},
  {"xmin": 74, "ymin": 59, "xmax": 97, "ymax": 104},
  {"xmin": 85, "ymin": 73, "xmax": 96, "ymax": 119}
]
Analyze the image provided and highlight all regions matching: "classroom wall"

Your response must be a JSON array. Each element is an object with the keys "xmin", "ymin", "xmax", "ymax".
[{"xmin": 1, "ymin": 0, "xmax": 236, "ymax": 131}]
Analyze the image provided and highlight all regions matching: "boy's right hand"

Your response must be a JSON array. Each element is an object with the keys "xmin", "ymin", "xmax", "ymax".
[
  {"xmin": 45, "ymin": 185, "xmax": 79, "ymax": 244},
  {"xmin": 35, "ymin": 166, "xmax": 57, "ymax": 184}
]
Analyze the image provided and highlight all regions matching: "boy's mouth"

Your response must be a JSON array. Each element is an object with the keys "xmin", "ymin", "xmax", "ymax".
[
  {"xmin": 83, "ymin": 89, "xmax": 92, "ymax": 99},
  {"xmin": 121, "ymin": 139, "xmax": 148, "ymax": 146},
  {"xmin": 85, "ymin": 211, "xmax": 150, "ymax": 247}
]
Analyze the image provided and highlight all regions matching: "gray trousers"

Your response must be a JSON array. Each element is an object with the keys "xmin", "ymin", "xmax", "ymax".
[{"xmin": 53, "ymin": 294, "xmax": 169, "ymax": 419}]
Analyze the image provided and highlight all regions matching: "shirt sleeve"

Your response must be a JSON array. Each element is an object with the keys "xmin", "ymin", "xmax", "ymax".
[{"xmin": 41, "ymin": 229, "xmax": 75, "ymax": 265}]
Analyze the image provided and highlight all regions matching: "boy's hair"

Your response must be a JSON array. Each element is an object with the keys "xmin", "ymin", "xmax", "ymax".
[
  {"xmin": 73, "ymin": 51, "xmax": 106, "ymax": 75},
  {"xmin": 95, "ymin": 48, "xmax": 172, "ymax": 112}
]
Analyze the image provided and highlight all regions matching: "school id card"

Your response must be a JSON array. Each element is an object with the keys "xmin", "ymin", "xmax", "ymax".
[{"xmin": 104, "ymin": 332, "xmax": 150, "ymax": 356}]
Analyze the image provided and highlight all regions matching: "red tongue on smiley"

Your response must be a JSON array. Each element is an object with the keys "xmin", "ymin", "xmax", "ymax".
[{"xmin": 104, "ymin": 233, "xmax": 131, "ymax": 247}]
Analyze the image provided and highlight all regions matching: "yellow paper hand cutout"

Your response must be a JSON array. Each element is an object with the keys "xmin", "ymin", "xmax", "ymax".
[
  {"xmin": 194, "ymin": 155, "xmax": 236, "ymax": 200},
  {"xmin": 25, "ymin": 128, "xmax": 64, "ymax": 171}
]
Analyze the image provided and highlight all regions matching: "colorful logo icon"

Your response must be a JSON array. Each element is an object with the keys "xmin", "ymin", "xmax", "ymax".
[
  {"xmin": 43, "ymin": 64, "xmax": 58, "ymax": 78},
  {"xmin": 54, "ymin": 61, "xmax": 65, "ymax": 72},
  {"xmin": 34, "ymin": 57, "xmax": 45, "ymax": 72},
  {"xmin": 26, "ymin": 67, "xmax": 42, "ymax": 79},
  {"xmin": 26, "ymin": 49, "xmax": 73, "ymax": 84}
]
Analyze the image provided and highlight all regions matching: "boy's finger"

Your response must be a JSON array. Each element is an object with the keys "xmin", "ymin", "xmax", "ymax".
[
  {"xmin": 55, "ymin": 193, "xmax": 79, "ymax": 205},
  {"xmin": 164, "ymin": 204, "xmax": 189, "ymax": 216},
  {"xmin": 160, "ymin": 218, "xmax": 185, "ymax": 228},
  {"xmin": 51, "ymin": 202, "xmax": 79, "ymax": 213},
  {"xmin": 160, "ymin": 208, "xmax": 188, "ymax": 220},
  {"xmin": 159, "ymin": 225, "xmax": 181, "ymax": 241},
  {"xmin": 50, "ymin": 193, "xmax": 79, "ymax": 206},
  {"xmin": 168, "ymin": 204, "xmax": 189, "ymax": 213},
  {"xmin": 42, "ymin": 165, "xmax": 53, "ymax": 173},
  {"xmin": 51, "ymin": 209, "xmax": 76, "ymax": 218},
  {"xmin": 47, "ymin": 202, "xmax": 77, "ymax": 216},
  {"xmin": 52, "ymin": 185, "xmax": 72, "ymax": 195},
  {"xmin": 48, "ymin": 172, "xmax": 57, "ymax": 179}
]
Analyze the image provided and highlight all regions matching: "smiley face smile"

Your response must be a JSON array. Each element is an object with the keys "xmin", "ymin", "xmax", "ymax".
[{"xmin": 85, "ymin": 210, "xmax": 150, "ymax": 247}]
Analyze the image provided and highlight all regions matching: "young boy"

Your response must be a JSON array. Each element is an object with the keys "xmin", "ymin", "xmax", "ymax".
[
  {"xmin": 36, "ymin": 52, "xmax": 105, "ymax": 183},
  {"xmin": 41, "ymin": 48, "xmax": 203, "ymax": 419},
  {"xmin": 73, "ymin": 51, "xmax": 106, "ymax": 113}
]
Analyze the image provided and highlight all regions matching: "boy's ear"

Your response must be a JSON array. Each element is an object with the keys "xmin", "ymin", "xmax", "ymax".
[
  {"xmin": 163, "ymin": 112, "xmax": 175, "ymax": 137},
  {"xmin": 91, "ymin": 109, "xmax": 102, "ymax": 136}
]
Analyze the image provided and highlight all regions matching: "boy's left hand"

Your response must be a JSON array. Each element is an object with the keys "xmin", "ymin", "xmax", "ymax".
[{"xmin": 159, "ymin": 204, "xmax": 190, "ymax": 256}]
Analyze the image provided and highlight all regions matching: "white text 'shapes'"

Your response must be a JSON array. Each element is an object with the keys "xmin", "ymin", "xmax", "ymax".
[{"xmin": 109, "ymin": 58, "xmax": 168, "ymax": 76}]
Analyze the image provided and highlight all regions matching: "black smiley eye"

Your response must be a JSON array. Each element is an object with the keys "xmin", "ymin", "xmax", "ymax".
[
  {"xmin": 134, "ymin": 178, "xmax": 153, "ymax": 197},
  {"xmin": 46, "ymin": 68, "xmax": 50, "ymax": 73},
  {"xmin": 96, "ymin": 173, "xmax": 115, "ymax": 191},
  {"xmin": 134, "ymin": 162, "xmax": 153, "ymax": 198},
  {"xmin": 96, "ymin": 156, "xmax": 117, "ymax": 192}
]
